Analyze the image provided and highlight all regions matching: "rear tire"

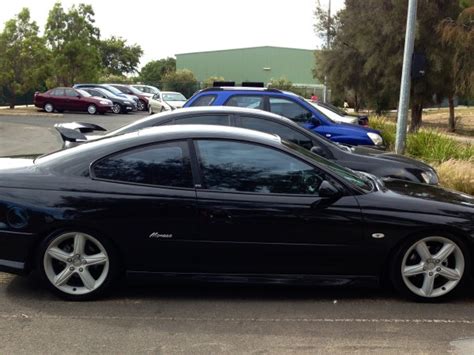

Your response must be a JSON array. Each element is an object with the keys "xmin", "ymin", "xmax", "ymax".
[
  {"xmin": 44, "ymin": 103, "xmax": 54, "ymax": 113},
  {"xmin": 37, "ymin": 230, "xmax": 119, "ymax": 301},
  {"xmin": 112, "ymin": 103, "xmax": 122, "ymax": 114},
  {"xmin": 390, "ymin": 234, "xmax": 469, "ymax": 302}
]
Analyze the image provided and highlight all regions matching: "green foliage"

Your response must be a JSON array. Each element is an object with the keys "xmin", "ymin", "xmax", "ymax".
[
  {"xmin": 315, "ymin": 0, "xmax": 463, "ymax": 122},
  {"xmin": 98, "ymin": 74, "xmax": 137, "ymax": 84},
  {"xmin": 203, "ymin": 76, "xmax": 225, "ymax": 88},
  {"xmin": 99, "ymin": 37, "xmax": 143, "ymax": 76},
  {"xmin": 139, "ymin": 57, "xmax": 176, "ymax": 87},
  {"xmin": 161, "ymin": 69, "xmax": 198, "ymax": 98},
  {"xmin": 0, "ymin": 8, "xmax": 49, "ymax": 108},
  {"xmin": 45, "ymin": 2, "xmax": 101, "ymax": 86},
  {"xmin": 369, "ymin": 116, "xmax": 474, "ymax": 163},
  {"xmin": 268, "ymin": 77, "xmax": 293, "ymax": 91}
]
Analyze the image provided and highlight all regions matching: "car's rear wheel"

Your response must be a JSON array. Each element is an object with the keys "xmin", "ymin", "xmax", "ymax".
[
  {"xmin": 38, "ymin": 231, "xmax": 118, "ymax": 300},
  {"xmin": 87, "ymin": 104, "xmax": 97, "ymax": 115},
  {"xmin": 137, "ymin": 100, "xmax": 146, "ymax": 111},
  {"xmin": 44, "ymin": 103, "xmax": 54, "ymax": 113},
  {"xmin": 112, "ymin": 103, "xmax": 121, "ymax": 114},
  {"xmin": 391, "ymin": 235, "xmax": 468, "ymax": 301}
]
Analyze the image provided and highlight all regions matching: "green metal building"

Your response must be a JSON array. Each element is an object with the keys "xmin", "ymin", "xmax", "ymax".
[{"xmin": 176, "ymin": 46, "xmax": 321, "ymax": 88}]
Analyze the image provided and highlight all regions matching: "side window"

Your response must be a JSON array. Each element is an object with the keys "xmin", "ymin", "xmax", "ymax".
[
  {"xmin": 65, "ymin": 89, "xmax": 78, "ymax": 97},
  {"xmin": 189, "ymin": 95, "xmax": 216, "ymax": 107},
  {"xmin": 93, "ymin": 141, "xmax": 193, "ymax": 188},
  {"xmin": 269, "ymin": 97, "xmax": 312, "ymax": 122},
  {"xmin": 51, "ymin": 89, "xmax": 65, "ymax": 96},
  {"xmin": 225, "ymin": 95, "xmax": 264, "ymax": 109},
  {"xmin": 196, "ymin": 140, "xmax": 326, "ymax": 195},
  {"xmin": 174, "ymin": 115, "xmax": 230, "ymax": 126},
  {"xmin": 240, "ymin": 116, "xmax": 313, "ymax": 150}
]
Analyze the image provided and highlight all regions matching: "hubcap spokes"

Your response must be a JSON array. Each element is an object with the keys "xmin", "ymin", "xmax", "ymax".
[
  {"xmin": 44, "ymin": 232, "xmax": 109, "ymax": 295},
  {"xmin": 401, "ymin": 237, "xmax": 464, "ymax": 298}
]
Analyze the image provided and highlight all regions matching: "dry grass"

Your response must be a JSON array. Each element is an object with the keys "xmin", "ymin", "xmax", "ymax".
[{"xmin": 435, "ymin": 159, "xmax": 474, "ymax": 195}]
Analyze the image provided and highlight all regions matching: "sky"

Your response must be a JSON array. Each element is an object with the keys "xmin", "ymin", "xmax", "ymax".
[{"xmin": 0, "ymin": 0, "xmax": 346, "ymax": 67}]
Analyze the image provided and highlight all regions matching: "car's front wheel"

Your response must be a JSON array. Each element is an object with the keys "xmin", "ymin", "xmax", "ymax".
[
  {"xmin": 391, "ymin": 234, "xmax": 469, "ymax": 301},
  {"xmin": 112, "ymin": 103, "xmax": 121, "ymax": 114},
  {"xmin": 44, "ymin": 102, "xmax": 54, "ymax": 113},
  {"xmin": 87, "ymin": 104, "xmax": 97, "ymax": 115},
  {"xmin": 137, "ymin": 100, "xmax": 146, "ymax": 111},
  {"xmin": 38, "ymin": 231, "xmax": 118, "ymax": 300}
]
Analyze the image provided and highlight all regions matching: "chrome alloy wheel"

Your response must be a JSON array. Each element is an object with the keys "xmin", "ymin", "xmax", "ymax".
[
  {"xmin": 401, "ymin": 236, "xmax": 464, "ymax": 298},
  {"xmin": 43, "ymin": 232, "xmax": 109, "ymax": 295},
  {"xmin": 44, "ymin": 103, "xmax": 54, "ymax": 113},
  {"xmin": 87, "ymin": 104, "xmax": 97, "ymax": 115},
  {"xmin": 112, "ymin": 103, "xmax": 121, "ymax": 114}
]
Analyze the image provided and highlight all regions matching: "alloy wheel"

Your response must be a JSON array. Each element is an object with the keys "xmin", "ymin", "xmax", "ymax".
[
  {"xmin": 87, "ymin": 104, "xmax": 97, "ymax": 115},
  {"xmin": 43, "ymin": 232, "xmax": 109, "ymax": 296},
  {"xmin": 44, "ymin": 103, "xmax": 54, "ymax": 113},
  {"xmin": 137, "ymin": 100, "xmax": 145, "ymax": 111},
  {"xmin": 401, "ymin": 236, "xmax": 465, "ymax": 298},
  {"xmin": 112, "ymin": 103, "xmax": 121, "ymax": 114}
]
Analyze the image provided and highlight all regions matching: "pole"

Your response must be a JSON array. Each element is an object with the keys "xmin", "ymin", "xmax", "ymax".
[
  {"xmin": 323, "ymin": 0, "xmax": 331, "ymax": 103},
  {"xmin": 395, "ymin": 0, "xmax": 417, "ymax": 154}
]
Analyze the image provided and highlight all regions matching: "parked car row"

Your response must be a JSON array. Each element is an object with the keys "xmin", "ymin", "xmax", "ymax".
[
  {"xmin": 0, "ymin": 106, "xmax": 472, "ymax": 301},
  {"xmin": 34, "ymin": 84, "xmax": 188, "ymax": 116}
]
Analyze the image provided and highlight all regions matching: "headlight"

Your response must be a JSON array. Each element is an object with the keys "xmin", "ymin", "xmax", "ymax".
[
  {"xmin": 367, "ymin": 132, "xmax": 383, "ymax": 146},
  {"xmin": 123, "ymin": 101, "xmax": 131, "ymax": 104},
  {"xmin": 99, "ymin": 100, "xmax": 111, "ymax": 105},
  {"xmin": 420, "ymin": 170, "xmax": 438, "ymax": 184}
]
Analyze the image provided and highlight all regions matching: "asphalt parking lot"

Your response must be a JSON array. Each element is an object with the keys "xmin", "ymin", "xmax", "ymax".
[{"xmin": 1, "ymin": 112, "xmax": 474, "ymax": 354}]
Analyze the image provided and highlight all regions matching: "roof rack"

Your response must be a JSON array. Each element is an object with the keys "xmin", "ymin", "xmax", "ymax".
[{"xmin": 199, "ymin": 86, "xmax": 283, "ymax": 93}]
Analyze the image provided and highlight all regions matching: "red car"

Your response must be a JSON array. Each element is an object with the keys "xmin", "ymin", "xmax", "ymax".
[
  {"xmin": 34, "ymin": 87, "xmax": 113, "ymax": 115},
  {"xmin": 109, "ymin": 84, "xmax": 150, "ymax": 111}
]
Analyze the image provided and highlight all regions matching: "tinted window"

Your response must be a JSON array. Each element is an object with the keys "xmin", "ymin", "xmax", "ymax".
[
  {"xmin": 174, "ymin": 115, "xmax": 230, "ymax": 126},
  {"xmin": 225, "ymin": 95, "xmax": 264, "ymax": 109},
  {"xmin": 93, "ymin": 141, "xmax": 193, "ymax": 188},
  {"xmin": 240, "ymin": 116, "xmax": 313, "ymax": 150},
  {"xmin": 51, "ymin": 89, "xmax": 65, "ymax": 96},
  {"xmin": 189, "ymin": 95, "xmax": 216, "ymax": 107},
  {"xmin": 269, "ymin": 97, "xmax": 312, "ymax": 122},
  {"xmin": 197, "ymin": 140, "xmax": 326, "ymax": 195}
]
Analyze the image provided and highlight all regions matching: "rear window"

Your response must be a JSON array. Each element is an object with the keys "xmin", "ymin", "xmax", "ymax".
[{"xmin": 189, "ymin": 95, "xmax": 216, "ymax": 107}]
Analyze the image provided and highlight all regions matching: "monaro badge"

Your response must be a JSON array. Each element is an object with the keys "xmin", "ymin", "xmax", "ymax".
[{"xmin": 149, "ymin": 232, "xmax": 173, "ymax": 239}]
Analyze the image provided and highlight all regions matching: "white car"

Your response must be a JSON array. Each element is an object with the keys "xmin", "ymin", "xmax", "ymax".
[{"xmin": 306, "ymin": 100, "xmax": 367, "ymax": 126}]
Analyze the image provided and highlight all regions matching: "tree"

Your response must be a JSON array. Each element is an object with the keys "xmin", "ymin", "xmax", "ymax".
[
  {"xmin": 268, "ymin": 77, "xmax": 294, "ymax": 91},
  {"xmin": 44, "ymin": 3, "xmax": 101, "ymax": 86},
  {"xmin": 314, "ymin": 0, "xmax": 462, "ymax": 129},
  {"xmin": 99, "ymin": 36, "xmax": 143, "ymax": 76},
  {"xmin": 139, "ymin": 57, "xmax": 176, "ymax": 87},
  {"xmin": 0, "ymin": 8, "xmax": 49, "ymax": 108},
  {"xmin": 161, "ymin": 69, "xmax": 198, "ymax": 98},
  {"xmin": 203, "ymin": 76, "xmax": 225, "ymax": 88}
]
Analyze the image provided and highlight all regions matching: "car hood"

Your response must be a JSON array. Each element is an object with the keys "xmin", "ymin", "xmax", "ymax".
[
  {"xmin": 166, "ymin": 100, "xmax": 186, "ymax": 108},
  {"xmin": 383, "ymin": 179, "xmax": 474, "ymax": 208},
  {"xmin": 351, "ymin": 147, "xmax": 434, "ymax": 170}
]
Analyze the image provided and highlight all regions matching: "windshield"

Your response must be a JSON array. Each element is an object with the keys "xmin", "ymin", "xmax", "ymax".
[
  {"xmin": 283, "ymin": 140, "xmax": 374, "ymax": 192},
  {"xmin": 102, "ymin": 85, "xmax": 123, "ymax": 95},
  {"xmin": 163, "ymin": 92, "xmax": 186, "ymax": 101},
  {"xmin": 128, "ymin": 86, "xmax": 144, "ymax": 95},
  {"xmin": 77, "ymin": 89, "xmax": 91, "ymax": 97}
]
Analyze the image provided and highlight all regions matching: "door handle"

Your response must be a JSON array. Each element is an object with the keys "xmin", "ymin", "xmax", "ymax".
[{"xmin": 207, "ymin": 209, "xmax": 232, "ymax": 223}]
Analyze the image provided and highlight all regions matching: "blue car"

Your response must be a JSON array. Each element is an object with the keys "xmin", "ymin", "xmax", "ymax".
[{"xmin": 184, "ymin": 87, "xmax": 385, "ymax": 149}]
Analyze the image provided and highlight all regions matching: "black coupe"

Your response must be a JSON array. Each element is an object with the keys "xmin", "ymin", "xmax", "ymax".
[
  {"xmin": 55, "ymin": 107, "xmax": 439, "ymax": 185},
  {"xmin": 0, "ymin": 125, "xmax": 472, "ymax": 301}
]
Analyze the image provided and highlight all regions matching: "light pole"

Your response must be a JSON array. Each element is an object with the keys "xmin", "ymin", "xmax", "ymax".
[
  {"xmin": 395, "ymin": 0, "xmax": 418, "ymax": 154},
  {"xmin": 323, "ymin": 0, "xmax": 331, "ymax": 103}
]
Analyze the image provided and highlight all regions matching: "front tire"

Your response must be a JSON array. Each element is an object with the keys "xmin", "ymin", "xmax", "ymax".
[
  {"xmin": 391, "ymin": 234, "xmax": 469, "ymax": 301},
  {"xmin": 87, "ymin": 104, "xmax": 97, "ymax": 115},
  {"xmin": 112, "ymin": 103, "xmax": 122, "ymax": 114},
  {"xmin": 137, "ymin": 99, "xmax": 146, "ymax": 111},
  {"xmin": 38, "ymin": 231, "xmax": 118, "ymax": 300}
]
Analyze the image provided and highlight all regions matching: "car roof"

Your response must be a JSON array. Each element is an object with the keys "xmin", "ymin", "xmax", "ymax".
[{"xmin": 198, "ymin": 86, "xmax": 299, "ymax": 97}]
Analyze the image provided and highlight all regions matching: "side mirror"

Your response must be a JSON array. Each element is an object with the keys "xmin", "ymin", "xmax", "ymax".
[
  {"xmin": 310, "ymin": 145, "xmax": 326, "ymax": 157},
  {"xmin": 318, "ymin": 180, "xmax": 341, "ymax": 198}
]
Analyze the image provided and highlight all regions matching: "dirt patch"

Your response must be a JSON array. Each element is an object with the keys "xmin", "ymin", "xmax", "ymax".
[{"xmin": 422, "ymin": 107, "xmax": 474, "ymax": 137}]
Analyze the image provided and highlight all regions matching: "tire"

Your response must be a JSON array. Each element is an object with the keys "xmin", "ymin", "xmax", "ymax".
[
  {"xmin": 44, "ymin": 102, "xmax": 54, "ymax": 113},
  {"xmin": 37, "ymin": 230, "xmax": 119, "ymax": 300},
  {"xmin": 112, "ymin": 103, "xmax": 122, "ymax": 114},
  {"xmin": 137, "ymin": 100, "xmax": 146, "ymax": 111},
  {"xmin": 87, "ymin": 104, "xmax": 97, "ymax": 115},
  {"xmin": 390, "ymin": 234, "xmax": 469, "ymax": 302}
]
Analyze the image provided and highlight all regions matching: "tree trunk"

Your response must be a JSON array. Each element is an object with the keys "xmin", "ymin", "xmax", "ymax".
[
  {"xmin": 409, "ymin": 102, "xmax": 423, "ymax": 132},
  {"xmin": 448, "ymin": 96, "xmax": 455, "ymax": 132},
  {"xmin": 8, "ymin": 87, "xmax": 16, "ymax": 109},
  {"xmin": 354, "ymin": 93, "xmax": 359, "ymax": 112}
]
